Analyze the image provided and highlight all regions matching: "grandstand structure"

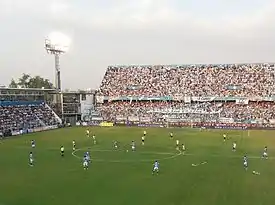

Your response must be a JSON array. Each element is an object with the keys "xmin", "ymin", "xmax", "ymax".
[
  {"xmin": 0, "ymin": 87, "xmax": 62, "ymax": 137},
  {"xmin": 0, "ymin": 87, "xmax": 98, "ymax": 136},
  {"xmin": 61, "ymin": 90, "xmax": 98, "ymax": 125},
  {"xmin": 95, "ymin": 63, "xmax": 275, "ymax": 128}
]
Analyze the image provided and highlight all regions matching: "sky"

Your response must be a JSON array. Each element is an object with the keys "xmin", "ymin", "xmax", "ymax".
[{"xmin": 0, "ymin": 0, "xmax": 275, "ymax": 90}]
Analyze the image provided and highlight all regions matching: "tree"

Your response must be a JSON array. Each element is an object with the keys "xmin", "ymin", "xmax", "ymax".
[
  {"xmin": 18, "ymin": 73, "xmax": 30, "ymax": 88},
  {"xmin": 9, "ymin": 79, "xmax": 18, "ymax": 88},
  {"xmin": 27, "ymin": 76, "xmax": 54, "ymax": 89},
  {"xmin": 9, "ymin": 74, "xmax": 54, "ymax": 89}
]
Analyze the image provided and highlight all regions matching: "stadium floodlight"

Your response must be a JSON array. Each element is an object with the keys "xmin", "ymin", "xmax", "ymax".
[{"xmin": 45, "ymin": 32, "xmax": 71, "ymax": 91}]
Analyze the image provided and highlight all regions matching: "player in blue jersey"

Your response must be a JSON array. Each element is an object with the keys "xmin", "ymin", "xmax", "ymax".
[
  {"xmin": 86, "ymin": 151, "xmax": 91, "ymax": 163},
  {"xmin": 29, "ymin": 151, "xmax": 34, "ymax": 166},
  {"xmin": 83, "ymin": 154, "xmax": 89, "ymax": 170},
  {"xmin": 152, "ymin": 160, "xmax": 159, "ymax": 175},
  {"xmin": 31, "ymin": 140, "xmax": 35, "ymax": 148},
  {"xmin": 262, "ymin": 146, "xmax": 268, "ymax": 159},
  {"xmin": 243, "ymin": 155, "xmax": 248, "ymax": 170}
]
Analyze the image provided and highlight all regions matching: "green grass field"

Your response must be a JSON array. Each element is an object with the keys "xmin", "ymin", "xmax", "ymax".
[{"xmin": 1, "ymin": 127, "xmax": 275, "ymax": 205}]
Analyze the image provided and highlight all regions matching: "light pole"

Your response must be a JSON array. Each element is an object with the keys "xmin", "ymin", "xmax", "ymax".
[
  {"xmin": 44, "ymin": 32, "xmax": 70, "ymax": 91},
  {"xmin": 45, "ymin": 32, "xmax": 70, "ymax": 115}
]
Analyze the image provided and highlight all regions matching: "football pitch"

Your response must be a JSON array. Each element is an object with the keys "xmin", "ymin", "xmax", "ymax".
[{"xmin": 1, "ymin": 127, "xmax": 275, "ymax": 205}]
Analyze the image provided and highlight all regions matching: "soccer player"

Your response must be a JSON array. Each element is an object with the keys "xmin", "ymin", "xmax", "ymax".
[
  {"xmin": 262, "ymin": 146, "xmax": 268, "ymax": 159},
  {"xmin": 31, "ymin": 140, "xmax": 35, "ymax": 148},
  {"xmin": 141, "ymin": 136, "xmax": 145, "ymax": 145},
  {"xmin": 131, "ymin": 140, "xmax": 136, "ymax": 151},
  {"xmin": 29, "ymin": 151, "xmax": 34, "ymax": 166},
  {"xmin": 176, "ymin": 139, "xmax": 179, "ymax": 150},
  {"xmin": 143, "ymin": 130, "xmax": 147, "ymax": 137},
  {"xmin": 152, "ymin": 160, "xmax": 159, "ymax": 175},
  {"xmin": 243, "ymin": 155, "xmax": 248, "ymax": 170},
  {"xmin": 72, "ymin": 140, "xmax": 76, "ymax": 151},
  {"xmin": 60, "ymin": 146, "xmax": 64, "ymax": 157},
  {"xmin": 113, "ymin": 141, "xmax": 118, "ymax": 149},
  {"xmin": 232, "ymin": 142, "xmax": 237, "ymax": 152},
  {"xmin": 83, "ymin": 154, "xmax": 89, "ymax": 170},
  {"xmin": 182, "ymin": 144, "xmax": 185, "ymax": 152},
  {"xmin": 86, "ymin": 129, "xmax": 90, "ymax": 137},
  {"xmin": 223, "ymin": 134, "xmax": 226, "ymax": 142},
  {"xmin": 86, "ymin": 151, "xmax": 91, "ymax": 163},
  {"xmin": 92, "ymin": 135, "xmax": 97, "ymax": 144},
  {"xmin": 170, "ymin": 132, "xmax": 173, "ymax": 139}
]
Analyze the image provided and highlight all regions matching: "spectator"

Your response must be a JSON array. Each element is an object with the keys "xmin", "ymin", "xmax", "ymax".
[{"xmin": 0, "ymin": 103, "xmax": 59, "ymax": 133}]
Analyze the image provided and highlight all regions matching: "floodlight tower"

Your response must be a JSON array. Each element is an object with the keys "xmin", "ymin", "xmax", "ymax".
[{"xmin": 44, "ymin": 32, "xmax": 70, "ymax": 92}]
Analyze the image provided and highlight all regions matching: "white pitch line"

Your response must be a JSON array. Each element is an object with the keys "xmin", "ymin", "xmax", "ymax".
[
  {"xmin": 183, "ymin": 153, "xmax": 275, "ymax": 160},
  {"xmin": 71, "ymin": 148, "xmax": 182, "ymax": 163}
]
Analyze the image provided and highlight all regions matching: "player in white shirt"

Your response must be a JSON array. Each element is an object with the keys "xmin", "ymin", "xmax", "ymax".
[
  {"xmin": 141, "ymin": 136, "xmax": 145, "ymax": 145},
  {"xmin": 29, "ymin": 151, "xmax": 34, "ymax": 166},
  {"xmin": 72, "ymin": 140, "xmax": 76, "ymax": 151},
  {"xmin": 223, "ymin": 134, "xmax": 226, "ymax": 142},
  {"xmin": 86, "ymin": 129, "xmax": 90, "ymax": 137},
  {"xmin": 83, "ymin": 155, "xmax": 89, "ymax": 170},
  {"xmin": 152, "ymin": 160, "xmax": 159, "ymax": 175},
  {"xmin": 92, "ymin": 135, "xmax": 97, "ymax": 144},
  {"xmin": 232, "ymin": 142, "xmax": 236, "ymax": 152},
  {"xmin": 131, "ymin": 140, "xmax": 136, "ymax": 151},
  {"xmin": 176, "ymin": 140, "xmax": 179, "ymax": 150},
  {"xmin": 243, "ymin": 155, "xmax": 248, "ymax": 170},
  {"xmin": 31, "ymin": 140, "xmax": 35, "ymax": 148},
  {"xmin": 60, "ymin": 146, "xmax": 64, "ymax": 157},
  {"xmin": 262, "ymin": 146, "xmax": 268, "ymax": 159}
]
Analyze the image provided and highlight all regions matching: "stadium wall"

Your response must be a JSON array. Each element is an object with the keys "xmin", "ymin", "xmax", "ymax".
[{"xmin": 0, "ymin": 125, "xmax": 59, "ymax": 138}]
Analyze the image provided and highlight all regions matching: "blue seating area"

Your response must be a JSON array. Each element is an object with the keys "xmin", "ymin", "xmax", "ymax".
[{"xmin": 0, "ymin": 101, "xmax": 59, "ymax": 134}]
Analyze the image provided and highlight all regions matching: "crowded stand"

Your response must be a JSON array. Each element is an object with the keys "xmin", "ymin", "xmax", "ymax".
[
  {"xmin": 97, "ymin": 63, "xmax": 275, "ymax": 125},
  {"xmin": 98, "ymin": 101, "xmax": 275, "ymax": 124},
  {"xmin": 0, "ymin": 101, "xmax": 60, "ymax": 135},
  {"xmin": 99, "ymin": 63, "xmax": 275, "ymax": 97}
]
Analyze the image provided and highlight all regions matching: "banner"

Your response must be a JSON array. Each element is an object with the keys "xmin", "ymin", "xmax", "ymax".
[
  {"xmin": 126, "ymin": 85, "xmax": 141, "ymax": 90},
  {"xmin": 219, "ymin": 118, "xmax": 234, "ymax": 123},
  {"xmin": 192, "ymin": 97, "xmax": 215, "ymax": 102},
  {"xmin": 107, "ymin": 96, "xmax": 172, "ymax": 101},
  {"xmin": 140, "ymin": 117, "xmax": 151, "ymax": 122},
  {"xmin": 116, "ymin": 116, "xmax": 127, "ymax": 121},
  {"xmin": 99, "ymin": 122, "xmax": 113, "ymax": 127},
  {"xmin": 225, "ymin": 85, "xmax": 242, "ymax": 90},
  {"xmin": 128, "ymin": 116, "xmax": 139, "ymax": 122},
  {"xmin": 137, "ymin": 123, "xmax": 164, "ymax": 128},
  {"xmin": 103, "ymin": 96, "xmax": 275, "ymax": 102},
  {"xmin": 236, "ymin": 99, "xmax": 249, "ymax": 104}
]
